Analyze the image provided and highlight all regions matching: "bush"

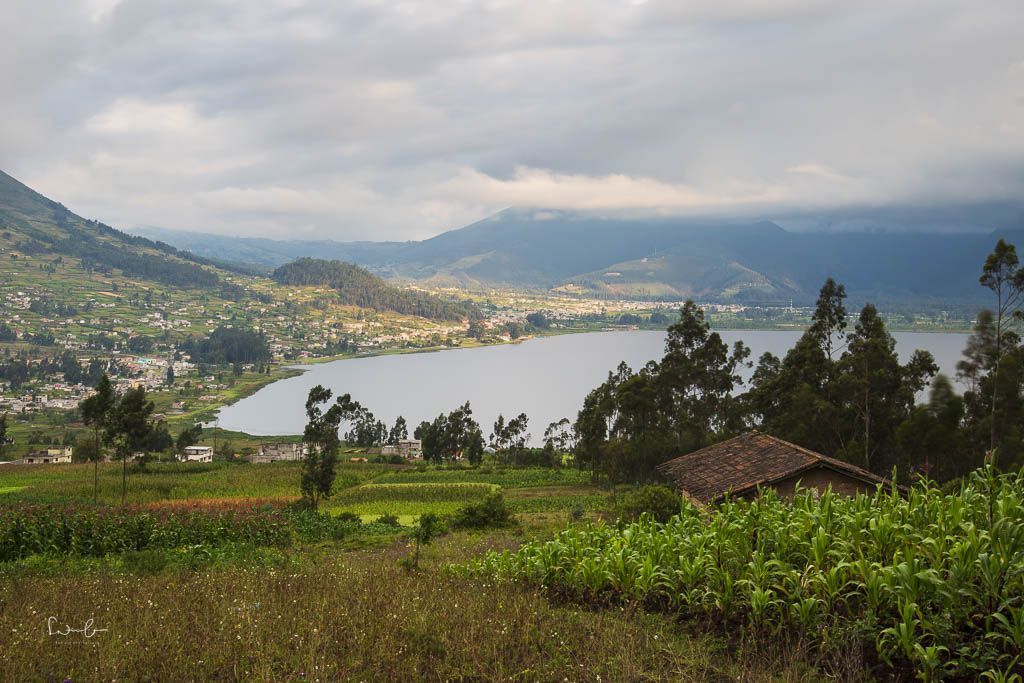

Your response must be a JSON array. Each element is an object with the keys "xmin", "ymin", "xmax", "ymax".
[
  {"xmin": 335, "ymin": 511, "xmax": 361, "ymax": 524},
  {"xmin": 122, "ymin": 549, "xmax": 170, "ymax": 574},
  {"xmin": 615, "ymin": 485, "xmax": 680, "ymax": 523},
  {"xmin": 450, "ymin": 492, "xmax": 515, "ymax": 530},
  {"xmin": 376, "ymin": 513, "xmax": 401, "ymax": 527}
]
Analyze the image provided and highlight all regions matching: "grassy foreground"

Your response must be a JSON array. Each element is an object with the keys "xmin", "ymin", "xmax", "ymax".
[
  {"xmin": 0, "ymin": 530, "xmax": 816, "ymax": 682},
  {"xmin": 0, "ymin": 460, "xmax": 826, "ymax": 681}
]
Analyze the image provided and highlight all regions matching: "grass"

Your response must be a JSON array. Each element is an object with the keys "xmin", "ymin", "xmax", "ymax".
[
  {"xmin": 0, "ymin": 460, "xmax": 892, "ymax": 680},
  {"xmin": 327, "ymin": 482, "xmax": 500, "ymax": 519},
  {"xmin": 0, "ymin": 461, "xmax": 388, "ymax": 505},
  {"xmin": 0, "ymin": 462, "xmax": 602, "ymax": 515},
  {"xmin": 0, "ymin": 531, "xmax": 816, "ymax": 682},
  {"xmin": 373, "ymin": 466, "xmax": 593, "ymax": 488}
]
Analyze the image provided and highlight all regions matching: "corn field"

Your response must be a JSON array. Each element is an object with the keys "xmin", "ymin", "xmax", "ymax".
[{"xmin": 466, "ymin": 466, "xmax": 1024, "ymax": 680}]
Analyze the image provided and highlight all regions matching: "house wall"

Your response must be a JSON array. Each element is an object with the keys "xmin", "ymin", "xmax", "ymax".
[{"xmin": 760, "ymin": 466, "xmax": 881, "ymax": 500}]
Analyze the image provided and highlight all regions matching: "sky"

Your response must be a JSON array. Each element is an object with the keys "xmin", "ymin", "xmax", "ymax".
[{"xmin": 1, "ymin": 0, "xmax": 1022, "ymax": 241}]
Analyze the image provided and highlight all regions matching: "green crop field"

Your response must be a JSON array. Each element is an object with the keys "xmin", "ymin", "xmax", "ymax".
[
  {"xmin": 0, "ymin": 461, "xmax": 389, "ymax": 506},
  {"xmin": 468, "ymin": 466, "xmax": 1024, "ymax": 681},
  {"xmin": 0, "ymin": 462, "xmax": 607, "ymax": 519},
  {"xmin": 372, "ymin": 466, "xmax": 592, "ymax": 488}
]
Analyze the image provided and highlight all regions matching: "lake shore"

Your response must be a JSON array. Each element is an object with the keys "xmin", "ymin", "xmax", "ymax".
[{"xmin": 215, "ymin": 328, "xmax": 972, "ymax": 441}]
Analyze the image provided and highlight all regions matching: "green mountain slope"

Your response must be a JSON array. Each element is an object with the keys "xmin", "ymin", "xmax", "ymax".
[
  {"xmin": 0, "ymin": 170, "xmax": 240, "ymax": 293},
  {"xmin": 272, "ymin": 258, "xmax": 479, "ymax": 320},
  {"xmin": 137, "ymin": 205, "xmax": 1024, "ymax": 305},
  {"xmin": 0, "ymin": 170, "xmax": 477, "ymax": 359}
]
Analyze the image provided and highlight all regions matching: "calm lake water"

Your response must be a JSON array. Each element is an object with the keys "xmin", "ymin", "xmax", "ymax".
[{"xmin": 217, "ymin": 330, "xmax": 970, "ymax": 443}]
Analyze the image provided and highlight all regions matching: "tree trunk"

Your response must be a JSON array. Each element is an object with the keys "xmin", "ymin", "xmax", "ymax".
[
  {"xmin": 121, "ymin": 451, "xmax": 127, "ymax": 506},
  {"xmin": 990, "ymin": 355, "xmax": 1000, "ymax": 453},
  {"xmin": 991, "ymin": 290, "xmax": 1004, "ymax": 453},
  {"xmin": 863, "ymin": 387, "xmax": 871, "ymax": 471},
  {"xmin": 94, "ymin": 426, "xmax": 100, "ymax": 503}
]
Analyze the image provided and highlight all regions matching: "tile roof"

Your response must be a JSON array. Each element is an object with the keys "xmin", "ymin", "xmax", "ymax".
[{"xmin": 655, "ymin": 431, "xmax": 894, "ymax": 503}]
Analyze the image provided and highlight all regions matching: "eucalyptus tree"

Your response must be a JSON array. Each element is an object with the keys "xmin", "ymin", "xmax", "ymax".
[
  {"xmin": 301, "ymin": 385, "xmax": 359, "ymax": 510},
  {"xmin": 835, "ymin": 304, "xmax": 936, "ymax": 473},
  {"xmin": 978, "ymin": 239, "xmax": 1024, "ymax": 452},
  {"xmin": 105, "ymin": 386, "xmax": 155, "ymax": 506},
  {"xmin": 657, "ymin": 300, "xmax": 750, "ymax": 453},
  {"xmin": 387, "ymin": 416, "xmax": 408, "ymax": 445},
  {"xmin": 79, "ymin": 374, "xmax": 115, "ymax": 502}
]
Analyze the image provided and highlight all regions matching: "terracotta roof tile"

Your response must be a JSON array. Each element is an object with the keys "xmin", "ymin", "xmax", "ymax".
[{"xmin": 655, "ymin": 431, "xmax": 893, "ymax": 503}]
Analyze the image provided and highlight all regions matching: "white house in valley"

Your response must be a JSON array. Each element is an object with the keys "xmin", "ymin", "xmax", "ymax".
[{"xmin": 182, "ymin": 445, "xmax": 214, "ymax": 463}]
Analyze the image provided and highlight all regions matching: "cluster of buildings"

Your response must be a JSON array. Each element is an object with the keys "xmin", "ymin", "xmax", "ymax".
[{"xmin": 381, "ymin": 439, "xmax": 423, "ymax": 459}]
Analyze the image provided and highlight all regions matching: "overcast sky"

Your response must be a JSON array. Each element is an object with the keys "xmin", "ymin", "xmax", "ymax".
[{"xmin": 1, "ymin": 0, "xmax": 1022, "ymax": 241}]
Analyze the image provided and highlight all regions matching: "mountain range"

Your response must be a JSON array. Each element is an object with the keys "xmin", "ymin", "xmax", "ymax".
[
  {"xmin": 135, "ymin": 205, "xmax": 1024, "ymax": 306},
  {"xmin": 2, "ymin": 166, "xmax": 1020, "ymax": 309}
]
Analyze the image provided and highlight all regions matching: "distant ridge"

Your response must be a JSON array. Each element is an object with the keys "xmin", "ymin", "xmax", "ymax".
[{"xmin": 136, "ymin": 204, "xmax": 1024, "ymax": 305}]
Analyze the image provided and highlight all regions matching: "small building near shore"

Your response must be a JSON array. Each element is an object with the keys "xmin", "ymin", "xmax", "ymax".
[
  {"xmin": 251, "ymin": 443, "xmax": 306, "ymax": 463},
  {"xmin": 657, "ymin": 431, "xmax": 898, "ymax": 504},
  {"xmin": 46, "ymin": 446, "xmax": 74, "ymax": 459},
  {"xmin": 22, "ymin": 449, "xmax": 73, "ymax": 465},
  {"xmin": 182, "ymin": 445, "xmax": 214, "ymax": 463},
  {"xmin": 397, "ymin": 439, "xmax": 422, "ymax": 459}
]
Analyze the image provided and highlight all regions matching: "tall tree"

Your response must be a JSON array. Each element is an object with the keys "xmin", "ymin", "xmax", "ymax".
[
  {"xmin": 0, "ymin": 413, "xmax": 8, "ymax": 460},
  {"xmin": 175, "ymin": 423, "xmax": 203, "ymax": 456},
  {"xmin": 300, "ymin": 386, "xmax": 359, "ymax": 509},
  {"xmin": 543, "ymin": 418, "xmax": 575, "ymax": 455},
  {"xmin": 979, "ymin": 239, "xmax": 1024, "ymax": 452},
  {"xmin": 657, "ymin": 300, "xmax": 750, "ymax": 452},
  {"xmin": 415, "ymin": 402, "xmax": 481, "ymax": 462},
  {"xmin": 387, "ymin": 416, "xmax": 408, "ymax": 445},
  {"xmin": 79, "ymin": 374, "xmax": 115, "ymax": 502},
  {"xmin": 835, "ymin": 304, "xmax": 936, "ymax": 473},
  {"xmin": 896, "ymin": 375, "xmax": 970, "ymax": 481},
  {"xmin": 105, "ymin": 386, "xmax": 155, "ymax": 506},
  {"xmin": 491, "ymin": 413, "xmax": 530, "ymax": 462},
  {"xmin": 808, "ymin": 277, "xmax": 848, "ymax": 363},
  {"xmin": 747, "ymin": 279, "xmax": 849, "ymax": 454}
]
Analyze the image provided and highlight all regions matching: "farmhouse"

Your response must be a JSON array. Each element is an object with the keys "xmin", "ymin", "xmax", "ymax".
[
  {"xmin": 182, "ymin": 445, "xmax": 214, "ymax": 463},
  {"xmin": 250, "ymin": 442, "xmax": 306, "ymax": 463},
  {"xmin": 22, "ymin": 446, "xmax": 73, "ymax": 465},
  {"xmin": 382, "ymin": 438, "xmax": 422, "ymax": 459},
  {"xmin": 657, "ymin": 431, "xmax": 897, "ymax": 504}
]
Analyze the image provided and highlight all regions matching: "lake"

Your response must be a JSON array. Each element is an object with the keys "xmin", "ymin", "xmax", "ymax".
[{"xmin": 217, "ymin": 330, "xmax": 970, "ymax": 443}]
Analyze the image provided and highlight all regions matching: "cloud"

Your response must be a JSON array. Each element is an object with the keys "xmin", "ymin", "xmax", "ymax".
[
  {"xmin": 0, "ymin": 0, "xmax": 1021, "ymax": 240},
  {"xmin": 786, "ymin": 163, "xmax": 850, "ymax": 183},
  {"xmin": 437, "ymin": 166, "xmax": 786, "ymax": 211}
]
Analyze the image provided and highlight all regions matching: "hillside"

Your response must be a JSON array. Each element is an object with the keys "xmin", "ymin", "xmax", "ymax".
[
  {"xmin": 0, "ymin": 170, "xmax": 247, "ymax": 293},
  {"xmin": 139, "ymin": 206, "xmax": 1024, "ymax": 305},
  {"xmin": 272, "ymin": 258, "xmax": 479, "ymax": 320},
  {"xmin": 0, "ymin": 170, "xmax": 483, "ymax": 359}
]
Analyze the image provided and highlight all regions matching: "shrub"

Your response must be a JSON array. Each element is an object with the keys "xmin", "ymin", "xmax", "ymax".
[
  {"xmin": 335, "ymin": 511, "xmax": 361, "ymax": 524},
  {"xmin": 122, "ymin": 549, "xmax": 170, "ymax": 574},
  {"xmin": 615, "ymin": 485, "xmax": 680, "ymax": 523},
  {"xmin": 377, "ymin": 513, "xmax": 401, "ymax": 527},
  {"xmin": 450, "ymin": 492, "xmax": 515, "ymax": 530}
]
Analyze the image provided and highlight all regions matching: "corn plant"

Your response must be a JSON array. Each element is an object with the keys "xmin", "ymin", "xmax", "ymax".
[{"xmin": 464, "ymin": 465, "xmax": 1024, "ymax": 680}]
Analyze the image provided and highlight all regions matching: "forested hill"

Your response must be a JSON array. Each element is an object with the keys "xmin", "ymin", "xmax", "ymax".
[
  {"xmin": 272, "ymin": 258, "xmax": 480, "ymax": 321},
  {"xmin": 0, "ymin": 169, "xmax": 242, "ymax": 292}
]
